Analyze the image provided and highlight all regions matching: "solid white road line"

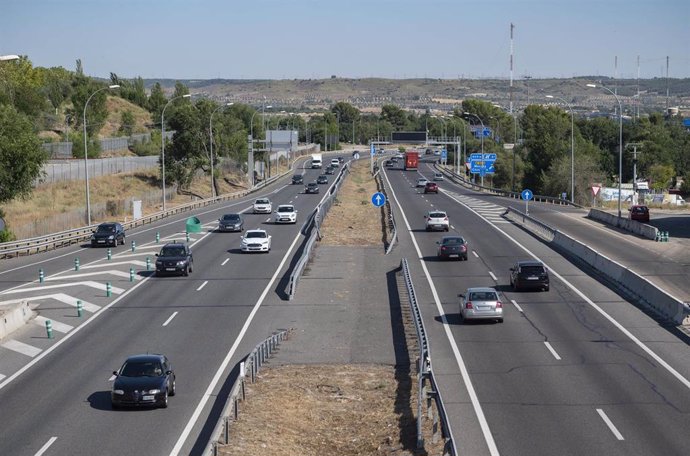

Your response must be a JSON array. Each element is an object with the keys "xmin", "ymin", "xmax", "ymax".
[
  {"xmin": 196, "ymin": 281, "xmax": 208, "ymax": 291},
  {"xmin": 2, "ymin": 340, "xmax": 42, "ymax": 357},
  {"xmin": 510, "ymin": 299, "xmax": 524, "ymax": 313},
  {"xmin": 169, "ymin": 224, "xmax": 305, "ymax": 456},
  {"xmin": 162, "ymin": 311, "xmax": 178, "ymax": 327},
  {"xmin": 472, "ymin": 250, "xmax": 479, "ymax": 258},
  {"xmin": 0, "ymin": 374, "xmax": 5, "ymax": 381},
  {"xmin": 221, "ymin": 258, "xmax": 229, "ymax": 266},
  {"xmin": 34, "ymin": 437, "xmax": 58, "ymax": 456},
  {"xmin": 34, "ymin": 316, "xmax": 73, "ymax": 333},
  {"xmin": 543, "ymin": 341, "xmax": 562, "ymax": 360},
  {"xmin": 596, "ymin": 408, "xmax": 625, "ymax": 440},
  {"xmin": 488, "ymin": 271, "xmax": 498, "ymax": 282},
  {"xmin": 441, "ymin": 187, "xmax": 690, "ymax": 391},
  {"xmin": 382, "ymin": 169, "xmax": 497, "ymax": 455}
]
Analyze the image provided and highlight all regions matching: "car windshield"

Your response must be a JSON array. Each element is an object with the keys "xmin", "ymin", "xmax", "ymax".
[
  {"xmin": 469, "ymin": 291, "xmax": 498, "ymax": 301},
  {"xmin": 443, "ymin": 237, "xmax": 464, "ymax": 245},
  {"xmin": 521, "ymin": 265, "xmax": 545, "ymax": 274},
  {"xmin": 97, "ymin": 224, "xmax": 116, "ymax": 233},
  {"xmin": 632, "ymin": 207, "xmax": 647, "ymax": 213},
  {"xmin": 255, "ymin": 199, "xmax": 269, "ymax": 205},
  {"xmin": 160, "ymin": 247, "xmax": 186, "ymax": 257},
  {"xmin": 246, "ymin": 232, "xmax": 267, "ymax": 239},
  {"xmin": 222, "ymin": 214, "xmax": 239, "ymax": 221},
  {"xmin": 278, "ymin": 206, "xmax": 294, "ymax": 212},
  {"xmin": 429, "ymin": 212, "xmax": 446, "ymax": 218},
  {"xmin": 120, "ymin": 361, "xmax": 163, "ymax": 377},
  {"xmin": 309, "ymin": 183, "xmax": 317, "ymax": 187}
]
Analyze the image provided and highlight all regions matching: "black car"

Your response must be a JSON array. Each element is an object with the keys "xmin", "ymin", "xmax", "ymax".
[
  {"xmin": 291, "ymin": 174, "xmax": 304, "ymax": 184},
  {"xmin": 317, "ymin": 174, "xmax": 329, "ymax": 184},
  {"xmin": 324, "ymin": 166, "xmax": 335, "ymax": 175},
  {"xmin": 90, "ymin": 222, "xmax": 125, "ymax": 247},
  {"xmin": 510, "ymin": 260, "xmax": 550, "ymax": 291},
  {"xmin": 218, "ymin": 213, "xmax": 243, "ymax": 232},
  {"xmin": 337, "ymin": 156, "xmax": 344, "ymax": 163},
  {"xmin": 111, "ymin": 354, "xmax": 176, "ymax": 409},
  {"xmin": 305, "ymin": 182, "xmax": 320, "ymax": 194},
  {"xmin": 436, "ymin": 236, "xmax": 468, "ymax": 260},
  {"xmin": 155, "ymin": 243, "xmax": 193, "ymax": 276}
]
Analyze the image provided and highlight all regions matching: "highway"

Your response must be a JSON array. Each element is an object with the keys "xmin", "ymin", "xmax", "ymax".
[
  {"xmin": 382, "ymin": 157, "xmax": 690, "ymax": 456},
  {"xmin": 0, "ymin": 156, "xmax": 344, "ymax": 455}
]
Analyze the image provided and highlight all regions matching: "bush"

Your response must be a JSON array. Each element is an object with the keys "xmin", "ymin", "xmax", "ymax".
[{"xmin": 131, "ymin": 140, "xmax": 160, "ymax": 156}]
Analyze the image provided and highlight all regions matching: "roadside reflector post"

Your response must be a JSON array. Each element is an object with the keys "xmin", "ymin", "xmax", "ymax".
[
  {"xmin": 106, "ymin": 282, "xmax": 112, "ymax": 297},
  {"xmin": 39, "ymin": 269, "xmax": 45, "ymax": 283},
  {"xmin": 74, "ymin": 258, "xmax": 80, "ymax": 271},
  {"xmin": 156, "ymin": 231, "xmax": 160, "ymax": 243},
  {"xmin": 186, "ymin": 232, "xmax": 190, "ymax": 242},
  {"xmin": 45, "ymin": 320, "xmax": 53, "ymax": 339},
  {"xmin": 129, "ymin": 267, "xmax": 135, "ymax": 282},
  {"xmin": 146, "ymin": 256, "xmax": 151, "ymax": 271},
  {"xmin": 107, "ymin": 248, "xmax": 112, "ymax": 260},
  {"xmin": 131, "ymin": 240, "xmax": 136, "ymax": 252},
  {"xmin": 77, "ymin": 300, "xmax": 83, "ymax": 317}
]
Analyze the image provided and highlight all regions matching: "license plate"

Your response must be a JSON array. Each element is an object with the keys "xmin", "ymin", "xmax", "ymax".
[
  {"xmin": 97, "ymin": 240, "xmax": 105, "ymax": 243},
  {"xmin": 166, "ymin": 268, "xmax": 176, "ymax": 271},
  {"xmin": 449, "ymin": 254, "xmax": 459, "ymax": 258},
  {"xmin": 478, "ymin": 306, "xmax": 491, "ymax": 310},
  {"xmin": 142, "ymin": 395, "xmax": 154, "ymax": 401},
  {"xmin": 527, "ymin": 277, "xmax": 538, "ymax": 280}
]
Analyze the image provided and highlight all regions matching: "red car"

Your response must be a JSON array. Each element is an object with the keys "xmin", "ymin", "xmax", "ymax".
[
  {"xmin": 628, "ymin": 205, "xmax": 650, "ymax": 223},
  {"xmin": 424, "ymin": 182, "xmax": 439, "ymax": 194}
]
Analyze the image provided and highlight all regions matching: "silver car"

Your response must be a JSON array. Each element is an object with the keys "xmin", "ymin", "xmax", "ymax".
[{"xmin": 459, "ymin": 287, "xmax": 503, "ymax": 323}]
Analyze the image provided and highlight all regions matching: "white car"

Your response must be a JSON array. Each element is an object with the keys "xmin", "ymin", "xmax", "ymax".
[
  {"xmin": 241, "ymin": 229, "xmax": 272, "ymax": 253},
  {"xmin": 425, "ymin": 210, "xmax": 449, "ymax": 232},
  {"xmin": 416, "ymin": 177, "xmax": 429, "ymax": 187},
  {"xmin": 330, "ymin": 158, "xmax": 340, "ymax": 168},
  {"xmin": 253, "ymin": 198, "xmax": 272, "ymax": 214},
  {"xmin": 433, "ymin": 172, "xmax": 444, "ymax": 181},
  {"xmin": 273, "ymin": 204, "xmax": 297, "ymax": 224}
]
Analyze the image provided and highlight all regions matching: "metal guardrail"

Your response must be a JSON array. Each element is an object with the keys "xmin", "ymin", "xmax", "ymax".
[
  {"xmin": 503, "ymin": 207, "xmax": 557, "ymax": 241},
  {"xmin": 401, "ymin": 258, "xmax": 456, "ymax": 455},
  {"xmin": 207, "ymin": 329, "xmax": 290, "ymax": 456},
  {"xmin": 434, "ymin": 163, "xmax": 583, "ymax": 208},
  {"xmin": 287, "ymin": 163, "xmax": 350, "ymax": 300},
  {"xmin": 375, "ymin": 162, "xmax": 397, "ymax": 255},
  {"xmin": 0, "ymin": 170, "xmax": 290, "ymax": 259}
]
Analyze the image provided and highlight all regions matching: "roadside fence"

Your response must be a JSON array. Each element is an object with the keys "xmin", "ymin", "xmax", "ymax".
[
  {"xmin": 207, "ymin": 329, "xmax": 291, "ymax": 456},
  {"xmin": 37, "ymin": 156, "xmax": 159, "ymax": 185}
]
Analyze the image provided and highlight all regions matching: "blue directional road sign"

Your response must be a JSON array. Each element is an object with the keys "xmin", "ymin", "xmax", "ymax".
[
  {"xmin": 470, "ymin": 153, "xmax": 482, "ymax": 160},
  {"xmin": 371, "ymin": 192, "xmax": 386, "ymax": 207},
  {"xmin": 441, "ymin": 149, "xmax": 447, "ymax": 160},
  {"xmin": 484, "ymin": 153, "xmax": 497, "ymax": 160},
  {"xmin": 521, "ymin": 189, "xmax": 534, "ymax": 201},
  {"xmin": 370, "ymin": 143, "xmax": 376, "ymax": 156}
]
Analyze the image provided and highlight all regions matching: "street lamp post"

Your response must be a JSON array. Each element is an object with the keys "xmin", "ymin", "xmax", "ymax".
[
  {"xmin": 587, "ymin": 83, "xmax": 623, "ymax": 218},
  {"xmin": 210, "ymin": 102, "xmax": 233, "ymax": 199},
  {"xmin": 545, "ymin": 95, "xmax": 575, "ymax": 203},
  {"xmin": 464, "ymin": 112, "xmax": 485, "ymax": 186},
  {"xmin": 0, "ymin": 55, "xmax": 20, "ymax": 61},
  {"xmin": 83, "ymin": 84, "xmax": 119, "ymax": 225},
  {"xmin": 161, "ymin": 93, "xmax": 191, "ymax": 211}
]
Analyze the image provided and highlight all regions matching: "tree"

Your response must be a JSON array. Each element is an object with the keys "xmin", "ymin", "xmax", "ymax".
[
  {"xmin": 41, "ymin": 66, "xmax": 73, "ymax": 112},
  {"xmin": 0, "ymin": 56, "xmax": 47, "ymax": 118},
  {"xmin": 69, "ymin": 76, "xmax": 111, "ymax": 137},
  {"xmin": 648, "ymin": 164, "xmax": 675, "ymax": 190},
  {"xmin": 172, "ymin": 81, "xmax": 189, "ymax": 99},
  {"xmin": 148, "ymin": 82, "xmax": 167, "ymax": 122},
  {"xmin": 120, "ymin": 110, "xmax": 135, "ymax": 136},
  {"xmin": 380, "ymin": 104, "xmax": 408, "ymax": 130},
  {"xmin": 0, "ymin": 105, "xmax": 46, "ymax": 203}
]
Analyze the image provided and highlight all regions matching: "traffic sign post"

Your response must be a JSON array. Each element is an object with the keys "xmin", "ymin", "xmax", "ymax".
[
  {"xmin": 371, "ymin": 192, "xmax": 386, "ymax": 207},
  {"xmin": 521, "ymin": 189, "xmax": 533, "ymax": 215}
]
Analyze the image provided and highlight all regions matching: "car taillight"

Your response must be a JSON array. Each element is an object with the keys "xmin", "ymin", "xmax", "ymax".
[
  {"xmin": 444, "ymin": 217, "xmax": 449, "ymax": 221},
  {"xmin": 441, "ymin": 246, "xmax": 447, "ymax": 251},
  {"xmin": 465, "ymin": 301, "xmax": 473, "ymax": 309},
  {"xmin": 460, "ymin": 245, "xmax": 466, "ymax": 251},
  {"xmin": 496, "ymin": 301, "xmax": 503, "ymax": 308}
]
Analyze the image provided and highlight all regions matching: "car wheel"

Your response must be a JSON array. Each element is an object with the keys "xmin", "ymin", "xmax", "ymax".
[
  {"xmin": 497, "ymin": 318, "xmax": 504, "ymax": 323},
  {"xmin": 445, "ymin": 227, "xmax": 449, "ymax": 232},
  {"xmin": 120, "ymin": 236, "xmax": 125, "ymax": 246},
  {"xmin": 425, "ymin": 226, "xmax": 430, "ymax": 232},
  {"xmin": 183, "ymin": 266, "xmax": 189, "ymax": 277},
  {"xmin": 544, "ymin": 285, "xmax": 549, "ymax": 292},
  {"xmin": 111, "ymin": 402, "xmax": 120, "ymax": 410},
  {"xmin": 189, "ymin": 262, "xmax": 193, "ymax": 273},
  {"xmin": 463, "ymin": 255, "xmax": 468, "ymax": 261},
  {"xmin": 169, "ymin": 379, "xmax": 176, "ymax": 396},
  {"xmin": 159, "ymin": 389, "xmax": 169, "ymax": 408}
]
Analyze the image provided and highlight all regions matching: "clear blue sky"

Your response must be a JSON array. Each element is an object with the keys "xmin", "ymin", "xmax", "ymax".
[{"xmin": 3, "ymin": 0, "xmax": 689, "ymax": 80}]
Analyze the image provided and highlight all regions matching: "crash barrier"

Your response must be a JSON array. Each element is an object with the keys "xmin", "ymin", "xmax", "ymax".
[
  {"xmin": 504, "ymin": 207, "xmax": 690, "ymax": 325},
  {"xmin": 0, "ymin": 300, "xmax": 33, "ymax": 340},
  {"xmin": 434, "ymin": 163, "xmax": 582, "ymax": 208},
  {"xmin": 400, "ymin": 258, "xmax": 457, "ymax": 454},
  {"xmin": 0, "ymin": 170, "xmax": 290, "ymax": 259},
  {"xmin": 205, "ymin": 329, "xmax": 291, "ymax": 456},
  {"xmin": 587, "ymin": 208, "xmax": 659, "ymax": 240},
  {"xmin": 287, "ymin": 163, "xmax": 351, "ymax": 300},
  {"xmin": 375, "ymin": 166, "xmax": 397, "ymax": 254}
]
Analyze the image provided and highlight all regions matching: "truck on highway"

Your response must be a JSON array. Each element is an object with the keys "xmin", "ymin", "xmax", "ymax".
[
  {"xmin": 404, "ymin": 151, "xmax": 419, "ymax": 170},
  {"xmin": 311, "ymin": 153, "xmax": 322, "ymax": 169}
]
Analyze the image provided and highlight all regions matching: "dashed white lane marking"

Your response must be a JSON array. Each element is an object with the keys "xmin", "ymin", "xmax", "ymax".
[
  {"xmin": 450, "ymin": 225, "xmax": 455, "ymax": 230},
  {"xmin": 544, "ymin": 341, "xmax": 562, "ymax": 360},
  {"xmin": 265, "ymin": 218, "xmax": 271, "ymax": 223},
  {"xmin": 2, "ymin": 340, "xmax": 42, "ymax": 357},
  {"xmin": 34, "ymin": 316, "xmax": 73, "ymax": 333},
  {"xmin": 162, "ymin": 311, "xmax": 178, "ymax": 327},
  {"xmin": 489, "ymin": 271, "xmax": 498, "ymax": 282},
  {"xmin": 34, "ymin": 436, "xmax": 58, "ymax": 456},
  {"xmin": 196, "ymin": 281, "xmax": 208, "ymax": 291},
  {"xmin": 510, "ymin": 299, "xmax": 524, "ymax": 313},
  {"xmin": 596, "ymin": 408, "xmax": 625, "ymax": 440},
  {"xmin": 472, "ymin": 250, "xmax": 479, "ymax": 258},
  {"xmin": 221, "ymin": 258, "xmax": 229, "ymax": 266}
]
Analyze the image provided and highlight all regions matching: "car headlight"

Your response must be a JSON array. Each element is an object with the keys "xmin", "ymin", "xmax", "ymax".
[
  {"xmin": 155, "ymin": 260, "xmax": 163, "ymax": 265},
  {"xmin": 108, "ymin": 235, "xmax": 114, "ymax": 240},
  {"xmin": 147, "ymin": 389, "xmax": 161, "ymax": 394},
  {"xmin": 113, "ymin": 389, "xmax": 124, "ymax": 395},
  {"xmin": 176, "ymin": 261, "xmax": 186, "ymax": 266}
]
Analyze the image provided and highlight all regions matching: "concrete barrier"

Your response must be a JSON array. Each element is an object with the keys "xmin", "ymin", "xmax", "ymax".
[
  {"xmin": 0, "ymin": 301, "xmax": 34, "ymax": 340},
  {"xmin": 588, "ymin": 208, "xmax": 658, "ymax": 240},
  {"xmin": 506, "ymin": 207, "xmax": 690, "ymax": 325}
]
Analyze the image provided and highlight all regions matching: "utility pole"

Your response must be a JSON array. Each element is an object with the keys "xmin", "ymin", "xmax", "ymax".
[
  {"xmin": 524, "ymin": 75, "xmax": 532, "ymax": 105},
  {"xmin": 509, "ymin": 23, "xmax": 514, "ymax": 117},
  {"xmin": 665, "ymin": 56, "xmax": 670, "ymax": 112},
  {"xmin": 627, "ymin": 143, "xmax": 643, "ymax": 205}
]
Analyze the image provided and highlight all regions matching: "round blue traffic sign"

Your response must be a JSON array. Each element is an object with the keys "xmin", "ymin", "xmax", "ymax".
[
  {"xmin": 371, "ymin": 192, "xmax": 386, "ymax": 207},
  {"xmin": 521, "ymin": 189, "xmax": 533, "ymax": 201}
]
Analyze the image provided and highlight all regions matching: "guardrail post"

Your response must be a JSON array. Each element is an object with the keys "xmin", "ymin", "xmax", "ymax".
[
  {"xmin": 107, "ymin": 248, "xmax": 112, "ymax": 260},
  {"xmin": 74, "ymin": 258, "xmax": 80, "ymax": 271},
  {"xmin": 129, "ymin": 267, "xmax": 135, "ymax": 282},
  {"xmin": 77, "ymin": 300, "xmax": 83, "ymax": 317},
  {"xmin": 131, "ymin": 240, "xmax": 136, "ymax": 252},
  {"xmin": 156, "ymin": 231, "xmax": 160, "ymax": 243},
  {"xmin": 45, "ymin": 319, "xmax": 53, "ymax": 339},
  {"xmin": 39, "ymin": 268, "xmax": 44, "ymax": 283},
  {"xmin": 224, "ymin": 416, "xmax": 230, "ymax": 444},
  {"xmin": 106, "ymin": 282, "xmax": 112, "ymax": 297},
  {"xmin": 146, "ymin": 256, "xmax": 151, "ymax": 271}
]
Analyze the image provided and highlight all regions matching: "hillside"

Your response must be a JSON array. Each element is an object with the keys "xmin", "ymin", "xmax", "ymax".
[{"xmin": 101, "ymin": 96, "xmax": 152, "ymax": 138}]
